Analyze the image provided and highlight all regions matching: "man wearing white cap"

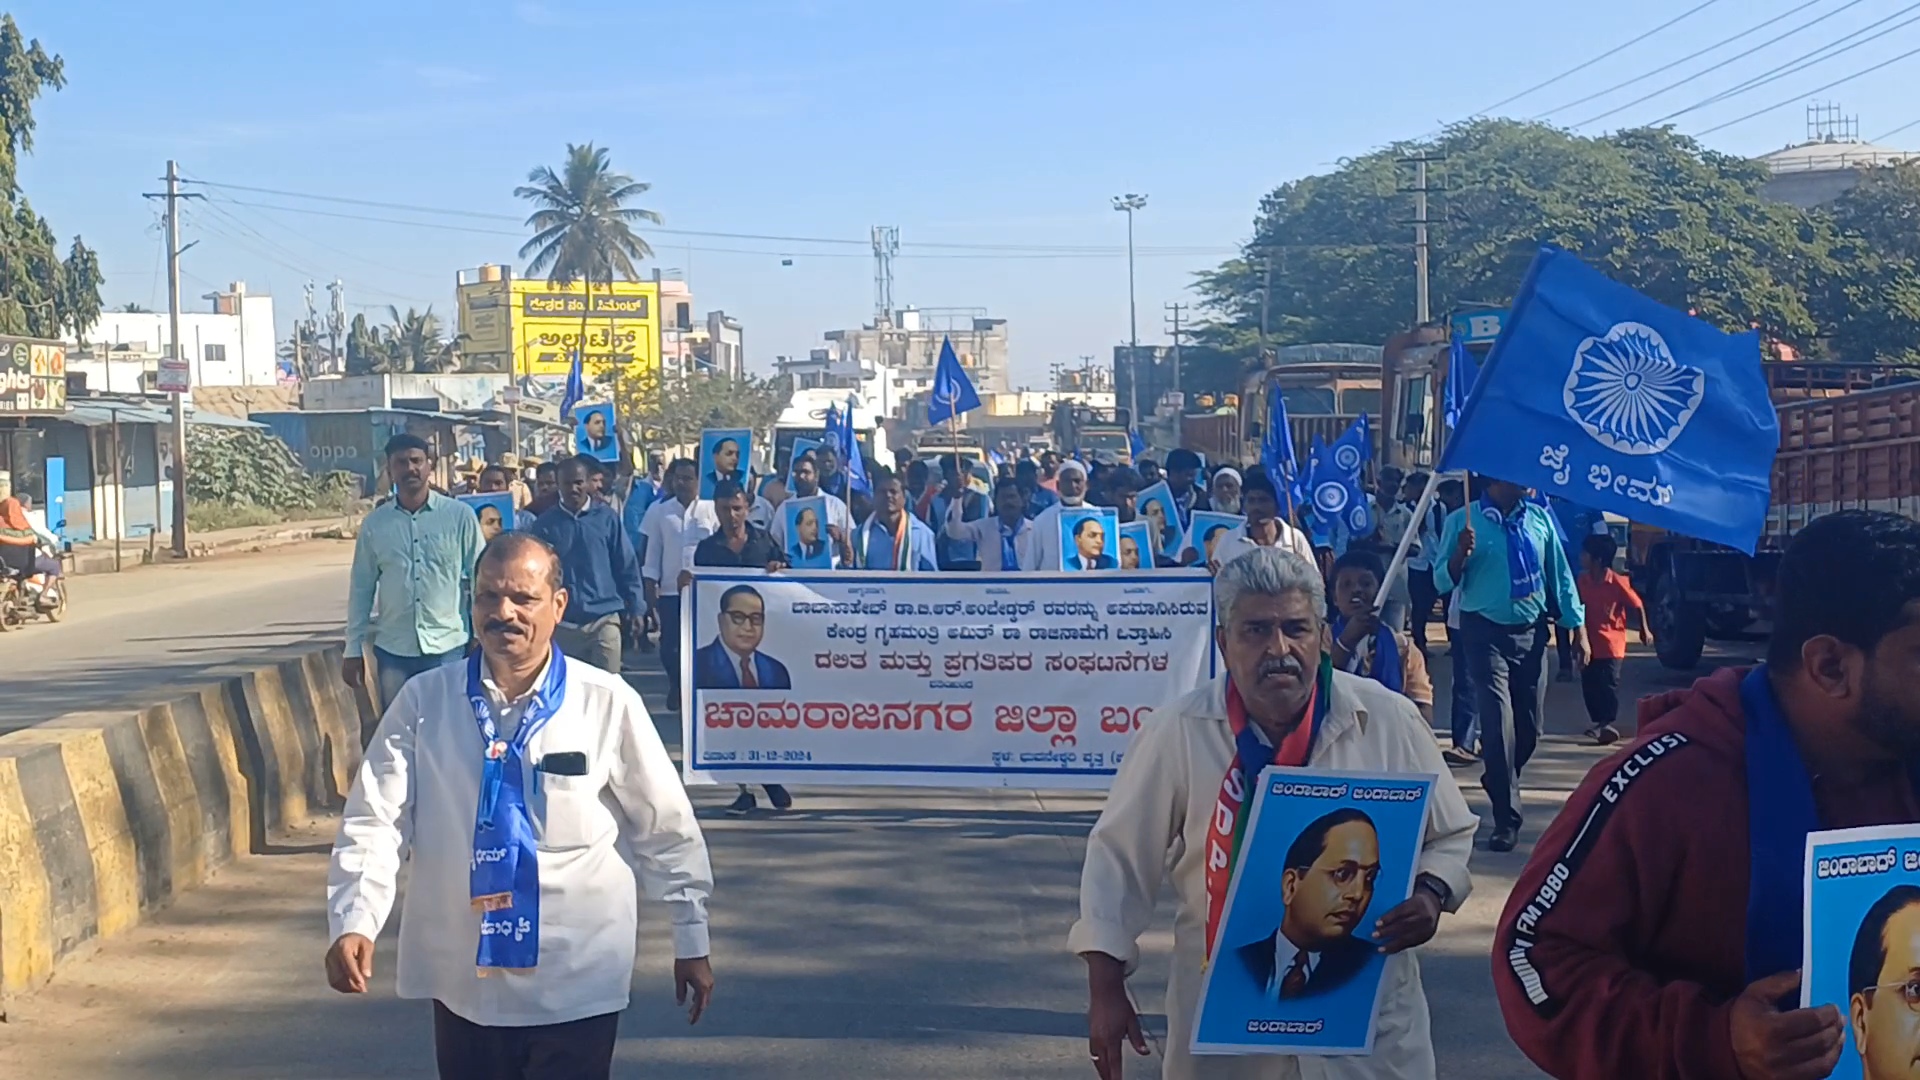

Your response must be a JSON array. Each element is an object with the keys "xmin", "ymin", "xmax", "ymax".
[{"xmin": 1024, "ymin": 459, "xmax": 1092, "ymax": 570}]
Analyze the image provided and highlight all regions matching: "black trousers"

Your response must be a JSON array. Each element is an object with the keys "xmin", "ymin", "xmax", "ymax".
[
  {"xmin": 1582, "ymin": 657, "xmax": 1623, "ymax": 730},
  {"xmin": 657, "ymin": 595, "xmax": 683, "ymax": 706},
  {"xmin": 1408, "ymin": 567, "xmax": 1439, "ymax": 660},
  {"xmin": 1461, "ymin": 612, "xmax": 1550, "ymax": 832},
  {"xmin": 432, "ymin": 1001, "xmax": 619, "ymax": 1080}
]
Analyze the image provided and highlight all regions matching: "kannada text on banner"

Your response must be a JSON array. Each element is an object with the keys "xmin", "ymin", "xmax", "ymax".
[{"xmin": 679, "ymin": 570, "xmax": 1214, "ymax": 788}]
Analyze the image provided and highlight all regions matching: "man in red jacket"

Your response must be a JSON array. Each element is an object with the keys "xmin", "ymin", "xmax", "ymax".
[{"xmin": 1495, "ymin": 510, "xmax": 1920, "ymax": 1080}]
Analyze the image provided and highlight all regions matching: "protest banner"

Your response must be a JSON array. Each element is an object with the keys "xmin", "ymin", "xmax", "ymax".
[
  {"xmin": 1057, "ymin": 507, "xmax": 1120, "ymax": 571},
  {"xmin": 699, "ymin": 427, "xmax": 751, "ymax": 499},
  {"xmin": 1802, "ymin": 823, "xmax": 1920, "ymax": 1079},
  {"xmin": 680, "ymin": 569, "xmax": 1213, "ymax": 788},
  {"xmin": 1191, "ymin": 768, "xmax": 1434, "ymax": 1057}
]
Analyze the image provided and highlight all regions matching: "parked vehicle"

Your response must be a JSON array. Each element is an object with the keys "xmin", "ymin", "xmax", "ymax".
[{"xmin": 0, "ymin": 541, "xmax": 66, "ymax": 629}]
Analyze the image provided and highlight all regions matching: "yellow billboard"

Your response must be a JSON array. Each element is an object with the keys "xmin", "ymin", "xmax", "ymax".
[{"xmin": 457, "ymin": 276, "xmax": 659, "ymax": 380}]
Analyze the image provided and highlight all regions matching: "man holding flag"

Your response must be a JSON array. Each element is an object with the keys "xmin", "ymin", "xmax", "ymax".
[
  {"xmin": 1429, "ymin": 246, "xmax": 1782, "ymax": 854},
  {"xmin": 1071, "ymin": 547, "xmax": 1476, "ymax": 1079}
]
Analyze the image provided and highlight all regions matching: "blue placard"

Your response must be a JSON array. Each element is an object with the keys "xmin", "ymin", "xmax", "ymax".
[
  {"xmin": 781, "ymin": 495, "xmax": 833, "ymax": 569},
  {"xmin": 700, "ymin": 428, "xmax": 752, "ymax": 500},
  {"xmin": 1056, "ymin": 506, "xmax": 1119, "ymax": 571},
  {"xmin": 1117, "ymin": 520, "xmax": 1152, "ymax": 571},
  {"xmin": 573, "ymin": 402, "xmax": 621, "ymax": 463},
  {"xmin": 1803, "ymin": 823, "xmax": 1920, "ymax": 1078},
  {"xmin": 457, "ymin": 492, "xmax": 516, "ymax": 543},
  {"xmin": 1182, "ymin": 510, "xmax": 1247, "ymax": 566},
  {"xmin": 1191, "ymin": 768, "xmax": 1434, "ymax": 1057},
  {"xmin": 1134, "ymin": 480, "xmax": 1187, "ymax": 562}
]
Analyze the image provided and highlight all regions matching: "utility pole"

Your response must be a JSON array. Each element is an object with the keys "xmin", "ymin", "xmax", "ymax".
[
  {"xmin": 1163, "ymin": 301, "xmax": 1187, "ymax": 398},
  {"xmin": 1112, "ymin": 194, "xmax": 1147, "ymax": 426},
  {"xmin": 1257, "ymin": 251, "xmax": 1273, "ymax": 359},
  {"xmin": 327, "ymin": 279, "xmax": 345, "ymax": 373},
  {"xmin": 143, "ymin": 161, "xmax": 202, "ymax": 560},
  {"xmin": 1401, "ymin": 154, "xmax": 1441, "ymax": 326}
]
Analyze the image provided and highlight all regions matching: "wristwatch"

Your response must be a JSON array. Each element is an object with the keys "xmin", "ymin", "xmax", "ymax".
[{"xmin": 1414, "ymin": 873, "xmax": 1452, "ymax": 907}]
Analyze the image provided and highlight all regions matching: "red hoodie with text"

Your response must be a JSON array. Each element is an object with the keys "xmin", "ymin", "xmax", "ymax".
[{"xmin": 1493, "ymin": 666, "xmax": 1920, "ymax": 1079}]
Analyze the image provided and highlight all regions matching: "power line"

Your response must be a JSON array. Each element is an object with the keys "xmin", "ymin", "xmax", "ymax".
[
  {"xmin": 1652, "ymin": 1, "xmax": 1920, "ymax": 124},
  {"xmin": 1875, "ymin": 116, "xmax": 1920, "ymax": 140},
  {"xmin": 1468, "ymin": 0, "xmax": 1725, "ymax": 116},
  {"xmin": 1560, "ymin": 0, "xmax": 1873, "ymax": 128},
  {"xmin": 181, "ymin": 174, "xmax": 1236, "ymax": 255},
  {"xmin": 1693, "ymin": 39, "xmax": 1920, "ymax": 135}
]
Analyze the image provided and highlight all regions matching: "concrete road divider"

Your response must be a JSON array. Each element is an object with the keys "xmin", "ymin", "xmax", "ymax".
[{"xmin": 0, "ymin": 641, "xmax": 372, "ymax": 1001}]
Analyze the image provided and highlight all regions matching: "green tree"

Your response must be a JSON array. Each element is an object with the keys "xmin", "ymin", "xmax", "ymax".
[
  {"xmin": 383, "ymin": 304, "xmax": 459, "ymax": 373},
  {"xmin": 607, "ymin": 367, "xmax": 791, "ymax": 459},
  {"xmin": 1195, "ymin": 119, "xmax": 1832, "ymax": 360},
  {"xmin": 514, "ymin": 143, "xmax": 661, "ymax": 389},
  {"xmin": 1814, "ymin": 162, "xmax": 1920, "ymax": 365},
  {"xmin": 0, "ymin": 16, "xmax": 99, "ymax": 339}
]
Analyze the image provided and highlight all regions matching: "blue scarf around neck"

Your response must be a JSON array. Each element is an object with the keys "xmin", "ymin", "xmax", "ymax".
[
  {"xmin": 1333, "ymin": 615, "xmax": 1403, "ymax": 694},
  {"xmin": 997, "ymin": 518, "xmax": 1021, "ymax": 571},
  {"xmin": 467, "ymin": 646, "xmax": 569, "ymax": 972},
  {"xmin": 1481, "ymin": 495, "xmax": 1543, "ymax": 600}
]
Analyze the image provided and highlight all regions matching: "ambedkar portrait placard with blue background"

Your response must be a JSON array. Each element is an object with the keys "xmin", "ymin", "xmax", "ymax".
[
  {"xmin": 1802, "ymin": 823, "xmax": 1920, "ymax": 1080},
  {"xmin": 1191, "ymin": 768, "xmax": 1434, "ymax": 1057}
]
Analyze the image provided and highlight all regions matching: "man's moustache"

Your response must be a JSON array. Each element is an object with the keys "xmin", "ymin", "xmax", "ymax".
[
  {"xmin": 485, "ymin": 620, "xmax": 526, "ymax": 636},
  {"xmin": 1259, "ymin": 657, "xmax": 1304, "ymax": 679}
]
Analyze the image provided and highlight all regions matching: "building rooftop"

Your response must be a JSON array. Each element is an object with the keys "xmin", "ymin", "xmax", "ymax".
[{"xmin": 1756, "ymin": 138, "xmax": 1914, "ymax": 175}]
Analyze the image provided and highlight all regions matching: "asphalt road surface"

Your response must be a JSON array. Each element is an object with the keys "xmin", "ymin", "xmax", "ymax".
[
  {"xmin": 0, "ymin": 542, "xmax": 353, "ymax": 735},
  {"xmin": 0, "ymin": 618, "xmax": 1760, "ymax": 1079}
]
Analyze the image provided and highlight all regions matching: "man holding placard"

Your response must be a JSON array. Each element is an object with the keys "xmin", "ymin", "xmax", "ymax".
[
  {"xmin": 1495, "ymin": 511, "xmax": 1920, "ymax": 1080},
  {"xmin": 1071, "ymin": 547, "xmax": 1475, "ymax": 1078}
]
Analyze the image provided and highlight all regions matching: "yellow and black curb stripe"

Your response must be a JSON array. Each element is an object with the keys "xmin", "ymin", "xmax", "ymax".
[{"xmin": 0, "ymin": 643, "xmax": 370, "ymax": 1000}]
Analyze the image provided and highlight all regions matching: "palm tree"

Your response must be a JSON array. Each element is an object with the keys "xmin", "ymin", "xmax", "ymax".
[
  {"xmin": 384, "ymin": 305, "xmax": 458, "ymax": 373},
  {"xmin": 514, "ymin": 144, "xmax": 660, "ymax": 393}
]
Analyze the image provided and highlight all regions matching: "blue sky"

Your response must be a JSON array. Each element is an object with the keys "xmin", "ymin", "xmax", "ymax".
[{"xmin": 13, "ymin": 0, "xmax": 1920, "ymax": 386}]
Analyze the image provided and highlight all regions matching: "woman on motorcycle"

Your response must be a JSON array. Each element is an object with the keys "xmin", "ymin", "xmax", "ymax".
[{"xmin": 0, "ymin": 471, "xmax": 38, "ymax": 581}]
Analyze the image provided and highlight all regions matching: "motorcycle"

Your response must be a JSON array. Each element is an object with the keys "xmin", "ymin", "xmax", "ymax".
[{"xmin": 0, "ymin": 542, "xmax": 66, "ymax": 630}]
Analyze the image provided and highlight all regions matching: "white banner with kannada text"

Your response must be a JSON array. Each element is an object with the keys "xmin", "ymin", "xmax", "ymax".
[{"xmin": 679, "ymin": 569, "xmax": 1215, "ymax": 788}]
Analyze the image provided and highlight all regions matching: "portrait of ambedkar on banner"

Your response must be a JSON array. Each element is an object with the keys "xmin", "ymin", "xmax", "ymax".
[
  {"xmin": 694, "ymin": 584, "xmax": 793, "ymax": 690},
  {"xmin": 1239, "ymin": 808, "xmax": 1381, "ymax": 1001}
]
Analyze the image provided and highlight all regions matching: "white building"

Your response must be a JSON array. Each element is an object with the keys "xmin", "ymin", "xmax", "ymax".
[{"xmin": 72, "ymin": 283, "xmax": 277, "ymax": 390}]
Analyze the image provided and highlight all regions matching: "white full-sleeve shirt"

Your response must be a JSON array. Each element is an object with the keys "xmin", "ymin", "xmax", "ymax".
[
  {"xmin": 1209, "ymin": 519, "xmax": 1316, "ymax": 571},
  {"xmin": 327, "ymin": 653, "xmax": 713, "ymax": 1028},
  {"xmin": 1068, "ymin": 671, "xmax": 1477, "ymax": 1080},
  {"xmin": 1022, "ymin": 500, "xmax": 1086, "ymax": 571},
  {"xmin": 640, "ymin": 496, "xmax": 718, "ymax": 598}
]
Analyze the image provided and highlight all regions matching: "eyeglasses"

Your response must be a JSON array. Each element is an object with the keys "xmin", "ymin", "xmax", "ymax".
[
  {"xmin": 723, "ymin": 610, "xmax": 765, "ymax": 628},
  {"xmin": 1865, "ymin": 981, "xmax": 1920, "ymax": 1011}
]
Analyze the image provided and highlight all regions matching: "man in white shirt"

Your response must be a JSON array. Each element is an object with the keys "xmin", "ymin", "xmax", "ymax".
[
  {"xmin": 1070, "ymin": 546, "xmax": 1475, "ymax": 1079},
  {"xmin": 945, "ymin": 476, "xmax": 1034, "ymax": 572},
  {"xmin": 640, "ymin": 458, "xmax": 716, "ymax": 713},
  {"xmin": 1208, "ymin": 472, "xmax": 1315, "ymax": 571},
  {"xmin": 1025, "ymin": 459, "xmax": 1091, "ymax": 570},
  {"xmin": 325, "ymin": 533, "xmax": 715, "ymax": 1080},
  {"xmin": 771, "ymin": 452, "xmax": 854, "ymax": 568}
]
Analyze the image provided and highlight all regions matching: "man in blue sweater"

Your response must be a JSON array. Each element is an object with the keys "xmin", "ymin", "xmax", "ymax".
[{"xmin": 532, "ymin": 454, "xmax": 646, "ymax": 673}]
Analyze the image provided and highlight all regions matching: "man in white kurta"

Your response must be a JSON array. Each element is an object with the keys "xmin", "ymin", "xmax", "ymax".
[
  {"xmin": 326, "ymin": 532, "xmax": 716, "ymax": 1080},
  {"xmin": 1070, "ymin": 546, "xmax": 1477, "ymax": 1080},
  {"xmin": 1025, "ymin": 459, "xmax": 1092, "ymax": 570}
]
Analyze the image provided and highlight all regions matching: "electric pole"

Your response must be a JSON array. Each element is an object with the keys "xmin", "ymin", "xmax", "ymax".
[
  {"xmin": 144, "ymin": 161, "xmax": 202, "ymax": 559},
  {"xmin": 327, "ymin": 279, "xmax": 345, "ymax": 373},
  {"xmin": 1163, "ymin": 301, "xmax": 1187, "ymax": 399},
  {"xmin": 1112, "ymin": 194, "xmax": 1147, "ymax": 426},
  {"xmin": 1257, "ymin": 250, "xmax": 1274, "ymax": 360},
  {"xmin": 1401, "ymin": 154, "xmax": 1441, "ymax": 326}
]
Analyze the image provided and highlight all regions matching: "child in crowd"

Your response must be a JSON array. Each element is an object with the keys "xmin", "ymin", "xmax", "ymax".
[
  {"xmin": 1574, "ymin": 533, "xmax": 1651, "ymax": 746},
  {"xmin": 1327, "ymin": 550, "xmax": 1434, "ymax": 724}
]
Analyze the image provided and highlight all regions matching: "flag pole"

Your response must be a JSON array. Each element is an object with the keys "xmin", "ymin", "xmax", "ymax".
[{"xmin": 1372, "ymin": 468, "xmax": 1443, "ymax": 613}]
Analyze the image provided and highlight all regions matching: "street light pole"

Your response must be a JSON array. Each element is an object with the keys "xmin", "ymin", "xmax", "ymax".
[{"xmin": 1112, "ymin": 194, "xmax": 1147, "ymax": 429}]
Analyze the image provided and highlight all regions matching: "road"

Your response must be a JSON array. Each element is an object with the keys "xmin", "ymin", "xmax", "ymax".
[
  {"xmin": 0, "ymin": 542, "xmax": 353, "ymax": 735},
  {"xmin": 0, "ymin": 551, "xmax": 1754, "ymax": 1077}
]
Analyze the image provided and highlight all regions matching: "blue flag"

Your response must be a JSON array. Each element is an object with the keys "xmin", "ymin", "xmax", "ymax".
[
  {"xmin": 1262, "ymin": 385, "xmax": 1298, "ymax": 502},
  {"xmin": 1128, "ymin": 428, "xmax": 1146, "ymax": 463},
  {"xmin": 1443, "ymin": 337, "xmax": 1478, "ymax": 430},
  {"xmin": 561, "ymin": 351, "xmax": 585, "ymax": 421},
  {"xmin": 927, "ymin": 336, "xmax": 982, "ymax": 425},
  {"xmin": 1300, "ymin": 424, "xmax": 1373, "ymax": 539},
  {"xmin": 1440, "ymin": 246, "xmax": 1777, "ymax": 553},
  {"xmin": 841, "ymin": 395, "xmax": 871, "ymax": 494}
]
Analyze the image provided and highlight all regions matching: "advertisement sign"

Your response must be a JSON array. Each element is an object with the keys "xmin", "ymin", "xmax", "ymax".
[
  {"xmin": 456, "ymin": 278, "xmax": 660, "ymax": 379},
  {"xmin": 681, "ymin": 569, "xmax": 1214, "ymax": 788},
  {"xmin": 156, "ymin": 354, "xmax": 191, "ymax": 394},
  {"xmin": 0, "ymin": 338, "xmax": 69, "ymax": 414},
  {"xmin": 1191, "ymin": 768, "xmax": 1435, "ymax": 1057},
  {"xmin": 1802, "ymin": 823, "xmax": 1920, "ymax": 1079},
  {"xmin": 1449, "ymin": 308, "xmax": 1507, "ymax": 347}
]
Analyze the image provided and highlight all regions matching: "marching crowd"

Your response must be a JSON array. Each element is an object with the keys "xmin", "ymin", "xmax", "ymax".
[{"xmin": 325, "ymin": 428, "xmax": 1920, "ymax": 1080}]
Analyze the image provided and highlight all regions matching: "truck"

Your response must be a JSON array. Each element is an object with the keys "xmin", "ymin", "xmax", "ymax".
[
  {"xmin": 1634, "ymin": 363, "xmax": 1920, "ymax": 669},
  {"xmin": 1050, "ymin": 402, "xmax": 1134, "ymax": 464},
  {"xmin": 1231, "ymin": 354, "xmax": 1383, "ymax": 467}
]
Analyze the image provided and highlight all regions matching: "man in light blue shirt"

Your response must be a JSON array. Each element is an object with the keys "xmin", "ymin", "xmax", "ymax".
[
  {"xmin": 853, "ymin": 468, "xmax": 939, "ymax": 572},
  {"xmin": 1433, "ymin": 477, "xmax": 1586, "ymax": 854},
  {"xmin": 343, "ymin": 434, "xmax": 483, "ymax": 710}
]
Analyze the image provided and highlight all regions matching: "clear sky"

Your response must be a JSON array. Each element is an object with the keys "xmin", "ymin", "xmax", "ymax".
[{"xmin": 12, "ymin": 0, "xmax": 1920, "ymax": 386}]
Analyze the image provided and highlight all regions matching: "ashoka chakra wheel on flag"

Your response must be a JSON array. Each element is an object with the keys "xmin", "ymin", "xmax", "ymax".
[{"xmin": 1312, "ymin": 481, "xmax": 1349, "ymax": 516}]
